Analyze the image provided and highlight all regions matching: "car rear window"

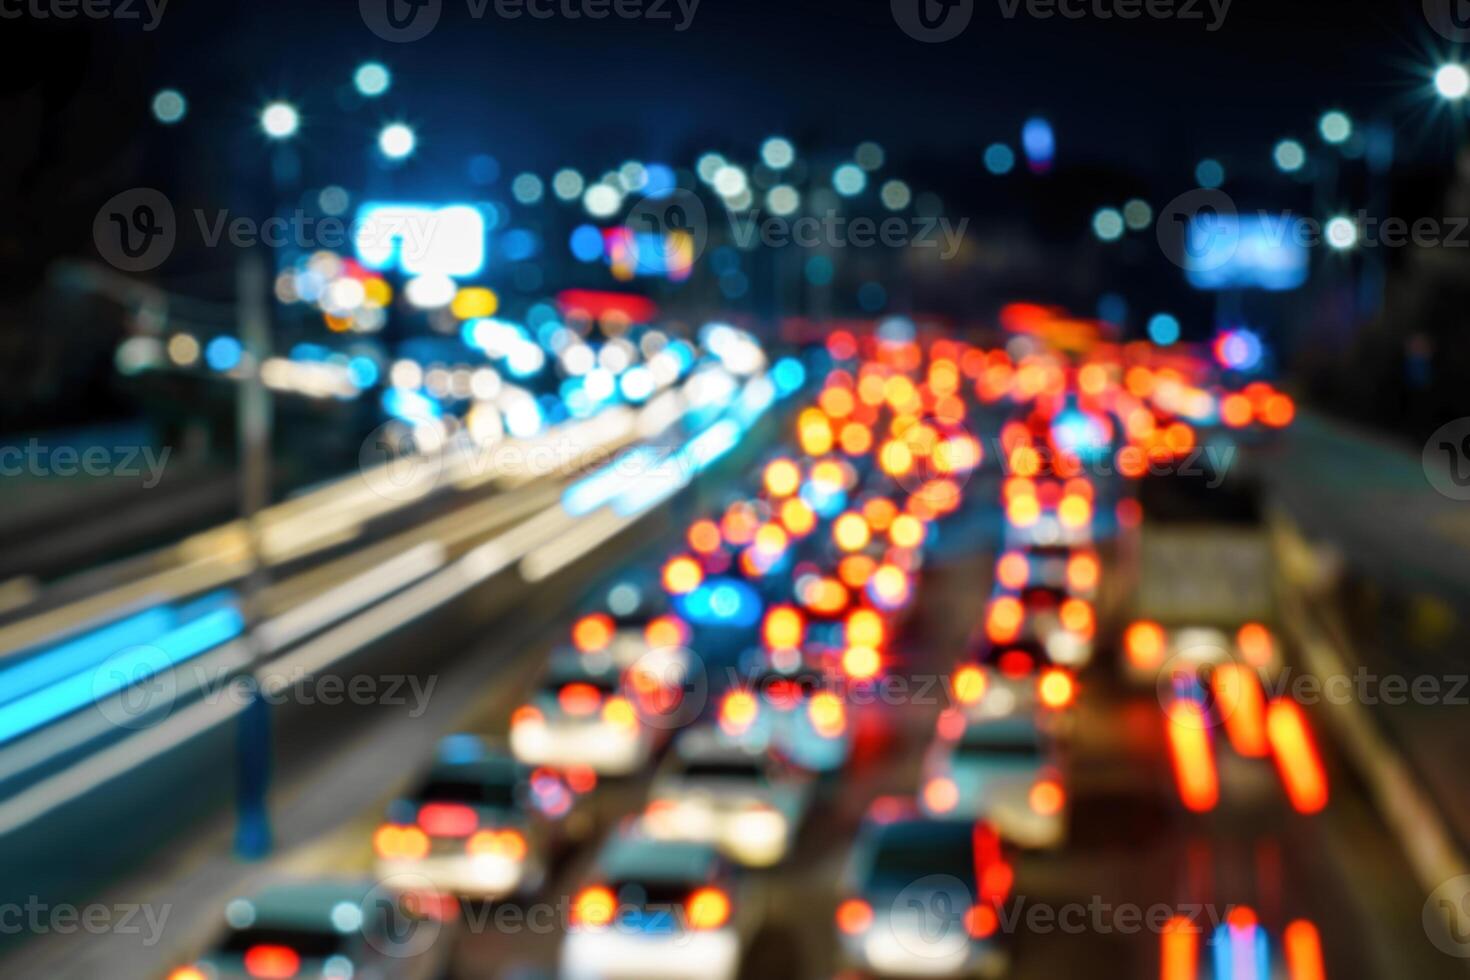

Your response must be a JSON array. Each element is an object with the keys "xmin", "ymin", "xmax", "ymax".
[
  {"xmin": 219, "ymin": 926, "xmax": 346, "ymax": 959},
  {"xmin": 866, "ymin": 822, "xmax": 978, "ymax": 891}
]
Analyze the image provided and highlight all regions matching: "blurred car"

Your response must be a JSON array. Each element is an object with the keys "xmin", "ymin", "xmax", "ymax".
[
  {"xmin": 994, "ymin": 545, "xmax": 1100, "ymax": 602},
  {"xmin": 639, "ymin": 725, "xmax": 813, "ymax": 866},
  {"xmin": 1154, "ymin": 904, "xmax": 1323, "ymax": 980},
  {"xmin": 166, "ymin": 879, "xmax": 452, "ymax": 980},
  {"xmin": 717, "ymin": 662, "xmax": 854, "ymax": 773},
  {"xmin": 982, "ymin": 587, "xmax": 1094, "ymax": 669},
  {"xmin": 373, "ymin": 734, "xmax": 588, "ymax": 900},
  {"xmin": 919, "ymin": 710, "xmax": 1068, "ymax": 849},
  {"xmin": 1119, "ymin": 620, "xmax": 1281, "ymax": 688},
  {"xmin": 834, "ymin": 800, "xmax": 1013, "ymax": 979},
  {"xmin": 559, "ymin": 832, "xmax": 755, "ymax": 980},
  {"xmin": 511, "ymin": 652, "xmax": 661, "ymax": 776}
]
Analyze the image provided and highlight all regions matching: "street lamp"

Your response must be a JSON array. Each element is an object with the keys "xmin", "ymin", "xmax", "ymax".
[
  {"xmin": 378, "ymin": 122, "xmax": 417, "ymax": 160},
  {"xmin": 1434, "ymin": 64, "xmax": 1469, "ymax": 101},
  {"xmin": 260, "ymin": 101, "xmax": 300, "ymax": 139}
]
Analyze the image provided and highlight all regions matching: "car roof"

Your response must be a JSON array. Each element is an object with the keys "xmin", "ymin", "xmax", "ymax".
[
  {"xmin": 234, "ymin": 880, "xmax": 371, "ymax": 931},
  {"xmin": 961, "ymin": 712, "xmax": 1042, "ymax": 744},
  {"xmin": 598, "ymin": 833, "xmax": 722, "ymax": 882},
  {"xmin": 674, "ymin": 726, "xmax": 767, "ymax": 764}
]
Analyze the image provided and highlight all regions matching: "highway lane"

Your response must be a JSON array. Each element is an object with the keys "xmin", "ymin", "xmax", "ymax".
[{"xmin": 104, "ymin": 467, "xmax": 1442, "ymax": 980}]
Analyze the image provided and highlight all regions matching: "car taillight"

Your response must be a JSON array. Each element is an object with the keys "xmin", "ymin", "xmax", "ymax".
[
  {"xmin": 841, "ymin": 645, "xmax": 881, "ymax": 680},
  {"xmin": 1059, "ymin": 598, "xmax": 1094, "ymax": 637},
  {"xmin": 953, "ymin": 665, "xmax": 987, "ymax": 705},
  {"xmin": 835, "ymin": 898, "xmax": 873, "ymax": 935},
  {"xmin": 1037, "ymin": 668, "xmax": 1075, "ymax": 710},
  {"xmin": 995, "ymin": 551, "xmax": 1029, "ymax": 590},
  {"xmin": 719, "ymin": 690, "xmax": 758, "ymax": 735},
  {"xmin": 511, "ymin": 705, "xmax": 544, "ymax": 729},
  {"xmin": 964, "ymin": 905, "xmax": 999, "ymax": 938},
  {"xmin": 418, "ymin": 802, "xmax": 478, "ymax": 838},
  {"xmin": 572, "ymin": 613, "xmax": 614, "ymax": 653},
  {"xmin": 1124, "ymin": 621, "xmax": 1166, "ymax": 670},
  {"xmin": 467, "ymin": 828, "xmax": 528, "ymax": 861},
  {"xmin": 572, "ymin": 886, "xmax": 616, "ymax": 927},
  {"xmin": 1029, "ymin": 779, "xmax": 1066, "ymax": 815},
  {"xmin": 374, "ymin": 824, "xmax": 431, "ymax": 860},
  {"xmin": 985, "ymin": 597, "xmax": 1023, "ymax": 645},
  {"xmin": 602, "ymin": 696, "xmax": 638, "ymax": 732},
  {"xmin": 923, "ymin": 777, "xmax": 958, "ymax": 813},
  {"xmin": 808, "ymin": 692, "xmax": 847, "ymax": 737},
  {"xmin": 1066, "ymin": 553, "xmax": 1100, "ymax": 593},
  {"xmin": 559, "ymin": 683, "xmax": 602, "ymax": 716},
  {"xmin": 686, "ymin": 887, "xmax": 731, "ymax": 931},
  {"xmin": 243, "ymin": 944, "xmax": 300, "ymax": 980}
]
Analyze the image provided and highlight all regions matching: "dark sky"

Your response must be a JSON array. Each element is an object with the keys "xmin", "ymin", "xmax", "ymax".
[{"xmin": 6, "ymin": 0, "xmax": 1459, "ymax": 174}]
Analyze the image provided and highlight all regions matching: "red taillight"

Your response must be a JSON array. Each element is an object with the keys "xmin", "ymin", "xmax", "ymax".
[
  {"xmin": 923, "ymin": 777, "xmax": 958, "ymax": 813},
  {"xmin": 572, "ymin": 613, "xmax": 615, "ymax": 653},
  {"xmin": 1029, "ymin": 779, "xmax": 1065, "ymax": 815},
  {"xmin": 559, "ymin": 683, "xmax": 602, "ymax": 716},
  {"xmin": 1266, "ymin": 699, "xmax": 1329, "ymax": 814},
  {"xmin": 836, "ymin": 898, "xmax": 873, "ymax": 935},
  {"xmin": 686, "ymin": 887, "xmax": 731, "ymax": 930},
  {"xmin": 965, "ymin": 904, "xmax": 999, "ymax": 938},
  {"xmin": 511, "ymin": 705, "xmax": 543, "ymax": 728},
  {"xmin": 418, "ymin": 802, "xmax": 478, "ymax": 838},
  {"xmin": 243, "ymin": 944, "xmax": 300, "ymax": 980},
  {"xmin": 1125, "ymin": 620, "xmax": 1166, "ymax": 670},
  {"xmin": 572, "ymin": 886, "xmax": 616, "ymax": 927}
]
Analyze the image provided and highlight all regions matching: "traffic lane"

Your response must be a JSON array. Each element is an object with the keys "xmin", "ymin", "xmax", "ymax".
[
  {"xmin": 449, "ymin": 517, "xmax": 1001, "ymax": 979},
  {"xmin": 1060, "ymin": 676, "xmax": 1462, "ymax": 980}
]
